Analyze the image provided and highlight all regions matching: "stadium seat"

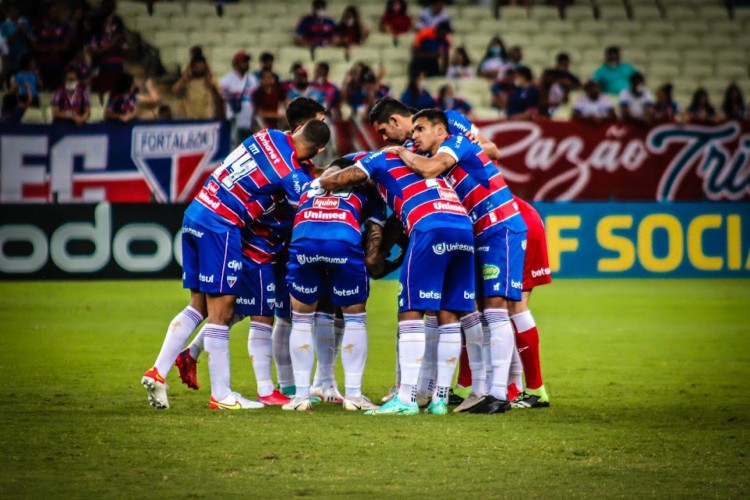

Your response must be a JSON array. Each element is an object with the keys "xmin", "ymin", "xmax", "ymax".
[
  {"xmin": 347, "ymin": 47, "xmax": 380, "ymax": 66},
  {"xmin": 134, "ymin": 15, "xmax": 162, "ymax": 33},
  {"xmin": 258, "ymin": 32, "xmax": 294, "ymax": 50},
  {"xmin": 503, "ymin": 33, "xmax": 531, "ymax": 48},
  {"xmin": 472, "ymin": 106, "xmax": 501, "ymax": 120},
  {"xmin": 575, "ymin": 19, "xmax": 612, "ymax": 35},
  {"xmin": 649, "ymin": 49, "xmax": 680, "ymax": 65},
  {"xmin": 680, "ymin": 65, "xmax": 714, "ymax": 81},
  {"xmin": 532, "ymin": 33, "xmax": 567, "ymax": 50},
  {"xmin": 223, "ymin": 33, "xmax": 259, "ymax": 51},
  {"xmin": 153, "ymin": 31, "xmax": 190, "ymax": 49},
  {"xmin": 665, "ymin": 33, "xmax": 700, "ymax": 49},
  {"xmin": 640, "ymin": 20, "xmax": 675, "ymax": 34},
  {"xmin": 222, "ymin": 3, "xmax": 255, "ymax": 18},
  {"xmin": 529, "ymin": 6, "xmax": 561, "ymax": 21},
  {"xmin": 599, "ymin": 33, "xmax": 632, "ymax": 48},
  {"xmin": 715, "ymin": 51, "xmax": 749, "ymax": 68},
  {"xmin": 151, "ymin": 2, "xmax": 184, "ymax": 17},
  {"xmin": 367, "ymin": 32, "xmax": 396, "ymax": 49},
  {"xmin": 203, "ymin": 17, "xmax": 240, "ymax": 32},
  {"xmin": 630, "ymin": 4, "xmax": 662, "ymax": 20},
  {"xmin": 279, "ymin": 47, "xmax": 315, "ymax": 65},
  {"xmin": 185, "ymin": 3, "xmax": 218, "ymax": 18},
  {"xmin": 498, "ymin": 6, "xmax": 529, "ymax": 20},
  {"xmin": 629, "ymin": 33, "xmax": 666, "ymax": 50},
  {"xmin": 21, "ymin": 107, "xmax": 47, "ymax": 124},
  {"xmin": 314, "ymin": 47, "xmax": 348, "ymax": 64},
  {"xmin": 169, "ymin": 17, "xmax": 204, "ymax": 33},
  {"xmin": 564, "ymin": 5, "xmax": 595, "ymax": 21},
  {"xmin": 256, "ymin": 4, "xmax": 295, "ymax": 18},
  {"xmin": 117, "ymin": 1, "xmax": 146, "ymax": 17},
  {"xmin": 675, "ymin": 20, "xmax": 709, "ymax": 35},
  {"xmin": 697, "ymin": 6, "xmax": 729, "ymax": 22},
  {"xmin": 89, "ymin": 105, "xmax": 104, "ymax": 123},
  {"xmin": 714, "ymin": 64, "xmax": 747, "ymax": 81},
  {"xmin": 380, "ymin": 47, "xmax": 410, "ymax": 66},
  {"xmin": 663, "ymin": 5, "xmax": 697, "ymax": 21},
  {"xmin": 598, "ymin": 6, "xmax": 630, "ymax": 22},
  {"xmin": 709, "ymin": 20, "xmax": 742, "ymax": 35},
  {"xmin": 541, "ymin": 19, "xmax": 576, "ymax": 34},
  {"xmin": 459, "ymin": 6, "xmax": 492, "ymax": 22},
  {"xmin": 700, "ymin": 34, "xmax": 734, "ymax": 50}
]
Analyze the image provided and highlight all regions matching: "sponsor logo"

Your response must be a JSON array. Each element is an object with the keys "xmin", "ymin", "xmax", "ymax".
[
  {"xmin": 464, "ymin": 291, "xmax": 475, "ymax": 300},
  {"xmin": 432, "ymin": 242, "xmax": 475, "ymax": 255},
  {"xmin": 302, "ymin": 210, "xmax": 347, "ymax": 221},
  {"xmin": 313, "ymin": 197, "xmax": 340, "ymax": 209},
  {"xmin": 493, "ymin": 283, "xmax": 501, "ymax": 291},
  {"xmin": 226, "ymin": 275, "xmax": 237, "ymax": 287},
  {"xmin": 197, "ymin": 189, "xmax": 221, "ymax": 210},
  {"xmin": 532, "ymin": 267, "xmax": 551, "ymax": 278},
  {"xmin": 399, "ymin": 298, "xmax": 404, "ymax": 307},
  {"xmin": 257, "ymin": 131, "xmax": 282, "ymax": 165},
  {"xmin": 182, "ymin": 226, "xmax": 203, "ymax": 238},
  {"xmin": 296, "ymin": 254, "xmax": 348, "ymax": 265},
  {"xmin": 237, "ymin": 296, "xmax": 256, "ymax": 306},
  {"xmin": 522, "ymin": 239, "xmax": 527, "ymax": 251},
  {"xmin": 131, "ymin": 123, "xmax": 220, "ymax": 202},
  {"xmin": 476, "ymin": 245, "xmax": 490, "ymax": 252},
  {"xmin": 419, "ymin": 290, "xmax": 441, "ymax": 299},
  {"xmin": 511, "ymin": 279, "xmax": 522, "ymax": 289},
  {"xmin": 333, "ymin": 286, "xmax": 360, "ymax": 297},
  {"xmin": 437, "ymin": 187, "xmax": 459, "ymax": 202},
  {"xmin": 207, "ymin": 180, "xmax": 219, "ymax": 195},
  {"xmin": 227, "ymin": 259, "xmax": 242, "ymax": 271},
  {"xmin": 199, "ymin": 273, "xmax": 214, "ymax": 283},
  {"xmin": 292, "ymin": 282, "xmax": 318, "ymax": 295},
  {"xmin": 267, "ymin": 283, "xmax": 276, "ymax": 292},
  {"xmin": 482, "ymin": 264, "xmax": 500, "ymax": 280},
  {"xmin": 432, "ymin": 201, "xmax": 466, "ymax": 213}
]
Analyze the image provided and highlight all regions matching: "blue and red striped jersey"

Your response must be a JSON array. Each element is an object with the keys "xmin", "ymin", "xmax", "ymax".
[
  {"xmin": 240, "ymin": 194, "xmax": 293, "ymax": 264},
  {"xmin": 350, "ymin": 151, "xmax": 471, "ymax": 235},
  {"xmin": 436, "ymin": 135, "xmax": 526, "ymax": 237},
  {"xmin": 186, "ymin": 128, "xmax": 312, "ymax": 229},
  {"xmin": 292, "ymin": 184, "xmax": 386, "ymax": 247}
]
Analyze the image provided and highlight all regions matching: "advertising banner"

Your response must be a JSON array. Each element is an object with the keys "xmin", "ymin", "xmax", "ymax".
[{"xmin": 0, "ymin": 120, "xmax": 231, "ymax": 203}]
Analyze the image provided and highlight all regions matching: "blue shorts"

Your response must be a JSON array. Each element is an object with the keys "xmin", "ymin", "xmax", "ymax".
[
  {"xmin": 398, "ymin": 227, "xmax": 475, "ymax": 313},
  {"xmin": 181, "ymin": 215, "xmax": 243, "ymax": 295},
  {"xmin": 476, "ymin": 228, "xmax": 526, "ymax": 301},
  {"xmin": 287, "ymin": 239, "xmax": 369, "ymax": 307},
  {"xmin": 273, "ymin": 254, "xmax": 291, "ymax": 319},
  {"xmin": 234, "ymin": 258, "xmax": 276, "ymax": 317}
]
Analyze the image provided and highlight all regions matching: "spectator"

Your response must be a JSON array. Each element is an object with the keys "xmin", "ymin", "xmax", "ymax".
[
  {"xmin": 446, "ymin": 46, "xmax": 473, "ymax": 79},
  {"xmin": 722, "ymin": 83, "xmax": 747, "ymax": 121},
  {"xmin": 219, "ymin": 50, "xmax": 258, "ymax": 144},
  {"xmin": 171, "ymin": 55, "xmax": 224, "ymax": 119},
  {"xmin": 507, "ymin": 66, "xmax": 539, "ymax": 120},
  {"xmin": 538, "ymin": 69, "xmax": 565, "ymax": 117},
  {"xmin": 491, "ymin": 67, "xmax": 516, "ymax": 114},
  {"xmin": 89, "ymin": 12, "xmax": 127, "ymax": 96},
  {"xmin": 0, "ymin": 2, "xmax": 31, "ymax": 80},
  {"xmin": 572, "ymin": 80, "xmax": 616, "ymax": 124},
  {"xmin": 359, "ymin": 68, "xmax": 390, "ymax": 119},
  {"xmin": 477, "ymin": 36, "xmax": 507, "ymax": 80},
  {"xmin": 50, "ymin": 67, "xmax": 90, "ymax": 125},
  {"xmin": 309, "ymin": 61, "xmax": 341, "ymax": 119},
  {"xmin": 379, "ymin": 0, "xmax": 412, "ymax": 38},
  {"xmin": 286, "ymin": 65, "xmax": 314, "ymax": 102},
  {"xmin": 12, "ymin": 55, "xmax": 41, "ymax": 107},
  {"xmin": 338, "ymin": 6, "xmax": 369, "ymax": 48},
  {"xmin": 156, "ymin": 104, "xmax": 172, "ymax": 121},
  {"xmin": 411, "ymin": 20, "xmax": 452, "ymax": 77},
  {"xmin": 551, "ymin": 52, "xmax": 580, "ymax": 87},
  {"xmin": 255, "ymin": 52, "xmax": 280, "ymax": 84},
  {"xmin": 295, "ymin": 0, "xmax": 338, "ymax": 48},
  {"xmin": 592, "ymin": 46, "xmax": 637, "ymax": 96},
  {"xmin": 400, "ymin": 70, "xmax": 436, "ymax": 110},
  {"xmin": 436, "ymin": 83, "xmax": 472, "ymax": 116},
  {"xmin": 344, "ymin": 63, "xmax": 389, "ymax": 118},
  {"xmin": 415, "ymin": 0, "xmax": 452, "ymax": 30},
  {"xmin": 652, "ymin": 83, "xmax": 679, "ymax": 122},
  {"xmin": 687, "ymin": 87, "xmax": 722, "ymax": 124},
  {"xmin": 105, "ymin": 72, "xmax": 161, "ymax": 122},
  {"xmin": 1, "ymin": 91, "xmax": 27, "ymax": 123},
  {"xmin": 28, "ymin": 1, "xmax": 70, "ymax": 90},
  {"xmin": 252, "ymin": 68, "xmax": 286, "ymax": 129},
  {"xmin": 67, "ymin": 49, "xmax": 92, "ymax": 89},
  {"xmin": 619, "ymin": 72, "xmax": 654, "ymax": 125},
  {"xmin": 66, "ymin": 2, "xmax": 90, "ymax": 58}
]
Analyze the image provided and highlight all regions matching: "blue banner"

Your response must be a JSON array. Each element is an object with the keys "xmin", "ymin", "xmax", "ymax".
[
  {"xmin": 0, "ymin": 120, "xmax": 231, "ymax": 203},
  {"xmin": 534, "ymin": 202, "xmax": 750, "ymax": 278}
]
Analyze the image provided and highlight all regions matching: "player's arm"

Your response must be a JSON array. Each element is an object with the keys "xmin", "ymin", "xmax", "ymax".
[
  {"xmin": 385, "ymin": 146, "xmax": 455, "ymax": 179},
  {"xmin": 364, "ymin": 220, "xmax": 384, "ymax": 271},
  {"xmin": 318, "ymin": 165, "xmax": 368, "ymax": 191}
]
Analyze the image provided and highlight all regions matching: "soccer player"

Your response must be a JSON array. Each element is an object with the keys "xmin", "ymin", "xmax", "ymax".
[
  {"xmin": 283, "ymin": 158, "xmax": 386, "ymax": 412},
  {"xmin": 141, "ymin": 119, "xmax": 330, "ymax": 410},
  {"xmin": 318, "ymin": 151, "xmax": 476, "ymax": 416},
  {"xmin": 386, "ymin": 109, "xmax": 527, "ymax": 414}
]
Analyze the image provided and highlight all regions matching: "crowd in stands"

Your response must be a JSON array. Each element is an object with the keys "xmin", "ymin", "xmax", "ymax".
[{"xmin": 1, "ymin": 0, "xmax": 748, "ymax": 131}]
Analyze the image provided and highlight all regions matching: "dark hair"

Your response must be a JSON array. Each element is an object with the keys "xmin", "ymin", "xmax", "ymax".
[
  {"xmin": 300, "ymin": 119, "xmax": 331, "ymax": 149},
  {"xmin": 630, "ymin": 71, "xmax": 644, "ymax": 85},
  {"xmin": 689, "ymin": 87, "xmax": 709, "ymax": 109},
  {"xmin": 556, "ymin": 52, "xmax": 570, "ymax": 64},
  {"xmin": 316, "ymin": 61, "xmax": 330, "ymax": 75},
  {"xmin": 436, "ymin": 20, "xmax": 452, "ymax": 34},
  {"xmin": 287, "ymin": 97, "xmax": 325, "ymax": 130},
  {"xmin": 328, "ymin": 157, "xmax": 356, "ymax": 169},
  {"xmin": 659, "ymin": 83, "xmax": 673, "ymax": 98},
  {"xmin": 412, "ymin": 108, "xmax": 448, "ymax": 130},
  {"xmin": 606, "ymin": 46, "xmax": 620, "ymax": 54},
  {"xmin": 312, "ymin": 0, "xmax": 326, "ymax": 8},
  {"xmin": 189, "ymin": 46, "xmax": 204, "ymax": 60},
  {"xmin": 438, "ymin": 84, "xmax": 451, "ymax": 100},
  {"xmin": 483, "ymin": 36, "xmax": 505, "ymax": 60},
  {"xmin": 290, "ymin": 61, "xmax": 303, "ymax": 73},
  {"xmin": 722, "ymin": 83, "xmax": 745, "ymax": 116},
  {"xmin": 406, "ymin": 70, "xmax": 424, "ymax": 97},
  {"xmin": 454, "ymin": 46, "xmax": 471, "ymax": 67},
  {"xmin": 260, "ymin": 52, "xmax": 274, "ymax": 63},
  {"xmin": 113, "ymin": 72, "xmax": 134, "ymax": 94},
  {"xmin": 385, "ymin": 0, "xmax": 407, "ymax": 14},
  {"xmin": 516, "ymin": 66, "xmax": 533, "ymax": 81},
  {"xmin": 190, "ymin": 55, "xmax": 207, "ymax": 67},
  {"xmin": 369, "ymin": 97, "xmax": 412, "ymax": 125}
]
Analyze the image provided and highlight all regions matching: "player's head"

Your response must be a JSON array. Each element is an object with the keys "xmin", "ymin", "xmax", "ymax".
[
  {"xmin": 369, "ymin": 97, "xmax": 415, "ymax": 145},
  {"xmin": 292, "ymin": 119, "xmax": 330, "ymax": 160},
  {"xmin": 286, "ymin": 97, "xmax": 325, "ymax": 132},
  {"xmin": 411, "ymin": 109, "xmax": 449, "ymax": 155}
]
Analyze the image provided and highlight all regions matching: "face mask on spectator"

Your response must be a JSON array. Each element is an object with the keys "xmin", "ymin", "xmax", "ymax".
[
  {"xmin": 444, "ymin": 97, "xmax": 454, "ymax": 107},
  {"xmin": 490, "ymin": 46, "xmax": 502, "ymax": 57},
  {"xmin": 315, "ymin": 9, "xmax": 326, "ymax": 17},
  {"xmin": 65, "ymin": 81, "xmax": 77, "ymax": 92},
  {"xmin": 636, "ymin": 84, "xmax": 645, "ymax": 93}
]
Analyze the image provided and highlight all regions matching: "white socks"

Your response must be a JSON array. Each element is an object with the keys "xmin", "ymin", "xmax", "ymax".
[
  {"xmin": 417, "ymin": 315, "xmax": 439, "ymax": 396},
  {"xmin": 248, "ymin": 322, "xmax": 274, "ymax": 397},
  {"xmin": 186, "ymin": 313, "xmax": 243, "ymax": 360},
  {"xmin": 480, "ymin": 313, "xmax": 493, "ymax": 390},
  {"xmin": 397, "ymin": 320, "xmax": 425, "ymax": 405},
  {"xmin": 154, "ymin": 306, "xmax": 203, "ymax": 376},
  {"xmin": 341, "ymin": 313, "xmax": 367, "ymax": 399},
  {"xmin": 510, "ymin": 343, "xmax": 524, "ymax": 392},
  {"xmin": 290, "ymin": 312, "xmax": 315, "ymax": 399},
  {"xmin": 272, "ymin": 317, "xmax": 293, "ymax": 389},
  {"xmin": 312, "ymin": 312, "xmax": 336, "ymax": 390},
  {"xmin": 461, "ymin": 311, "xmax": 486, "ymax": 395},
  {"xmin": 203, "ymin": 323, "xmax": 231, "ymax": 401},
  {"xmin": 434, "ymin": 323, "xmax": 461, "ymax": 403},
  {"xmin": 484, "ymin": 308, "xmax": 515, "ymax": 400}
]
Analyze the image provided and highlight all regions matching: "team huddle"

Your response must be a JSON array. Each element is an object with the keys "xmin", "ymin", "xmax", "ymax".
[{"xmin": 141, "ymin": 96, "xmax": 551, "ymax": 415}]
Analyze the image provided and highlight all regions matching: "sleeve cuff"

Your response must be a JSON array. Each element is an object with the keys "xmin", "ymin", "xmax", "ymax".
[
  {"xmin": 354, "ymin": 161, "xmax": 371, "ymax": 178},
  {"xmin": 436, "ymin": 146, "xmax": 459, "ymax": 163}
]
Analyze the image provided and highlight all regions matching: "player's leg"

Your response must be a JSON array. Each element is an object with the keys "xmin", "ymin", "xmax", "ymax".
[
  {"xmin": 271, "ymin": 258, "xmax": 295, "ymax": 396},
  {"xmin": 311, "ymin": 293, "xmax": 342, "ymax": 403},
  {"xmin": 470, "ymin": 228, "xmax": 526, "ymax": 414},
  {"xmin": 282, "ymin": 240, "xmax": 322, "ymax": 412},
  {"xmin": 416, "ymin": 312, "xmax": 439, "ymax": 406},
  {"xmin": 509, "ymin": 290, "xmax": 550, "ymax": 408}
]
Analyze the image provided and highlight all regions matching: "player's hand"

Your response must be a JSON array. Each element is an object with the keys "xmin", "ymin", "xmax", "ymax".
[{"xmin": 308, "ymin": 178, "xmax": 326, "ymax": 196}]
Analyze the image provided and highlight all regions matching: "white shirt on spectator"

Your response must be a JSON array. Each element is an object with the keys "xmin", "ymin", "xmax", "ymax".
[
  {"xmin": 446, "ymin": 64, "xmax": 473, "ymax": 79},
  {"xmin": 573, "ymin": 94, "xmax": 615, "ymax": 118},
  {"xmin": 219, "ymin": 70, "xmax": 258, "ymax": 130},
  {"xmin": 416, "ymin": 7, "xmax": 451, "ymax": 30},
  {"xmin": 619, "ymin": 87, "xmax": 654, "ymax": 119}
]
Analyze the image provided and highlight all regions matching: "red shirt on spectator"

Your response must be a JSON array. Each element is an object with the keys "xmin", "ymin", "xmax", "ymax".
[
  {"xmin": 380, "ymin": 11, "xmax": 412, "ymax": 36},
  {"xmin": 51, "ymin": 84, "xmax": 90, "ymax": 123}
]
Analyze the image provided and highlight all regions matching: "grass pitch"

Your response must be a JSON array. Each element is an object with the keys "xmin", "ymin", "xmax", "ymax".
[{"xmin": 0, "ymin": 279, "xmax": 748, "ymax": 498}]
